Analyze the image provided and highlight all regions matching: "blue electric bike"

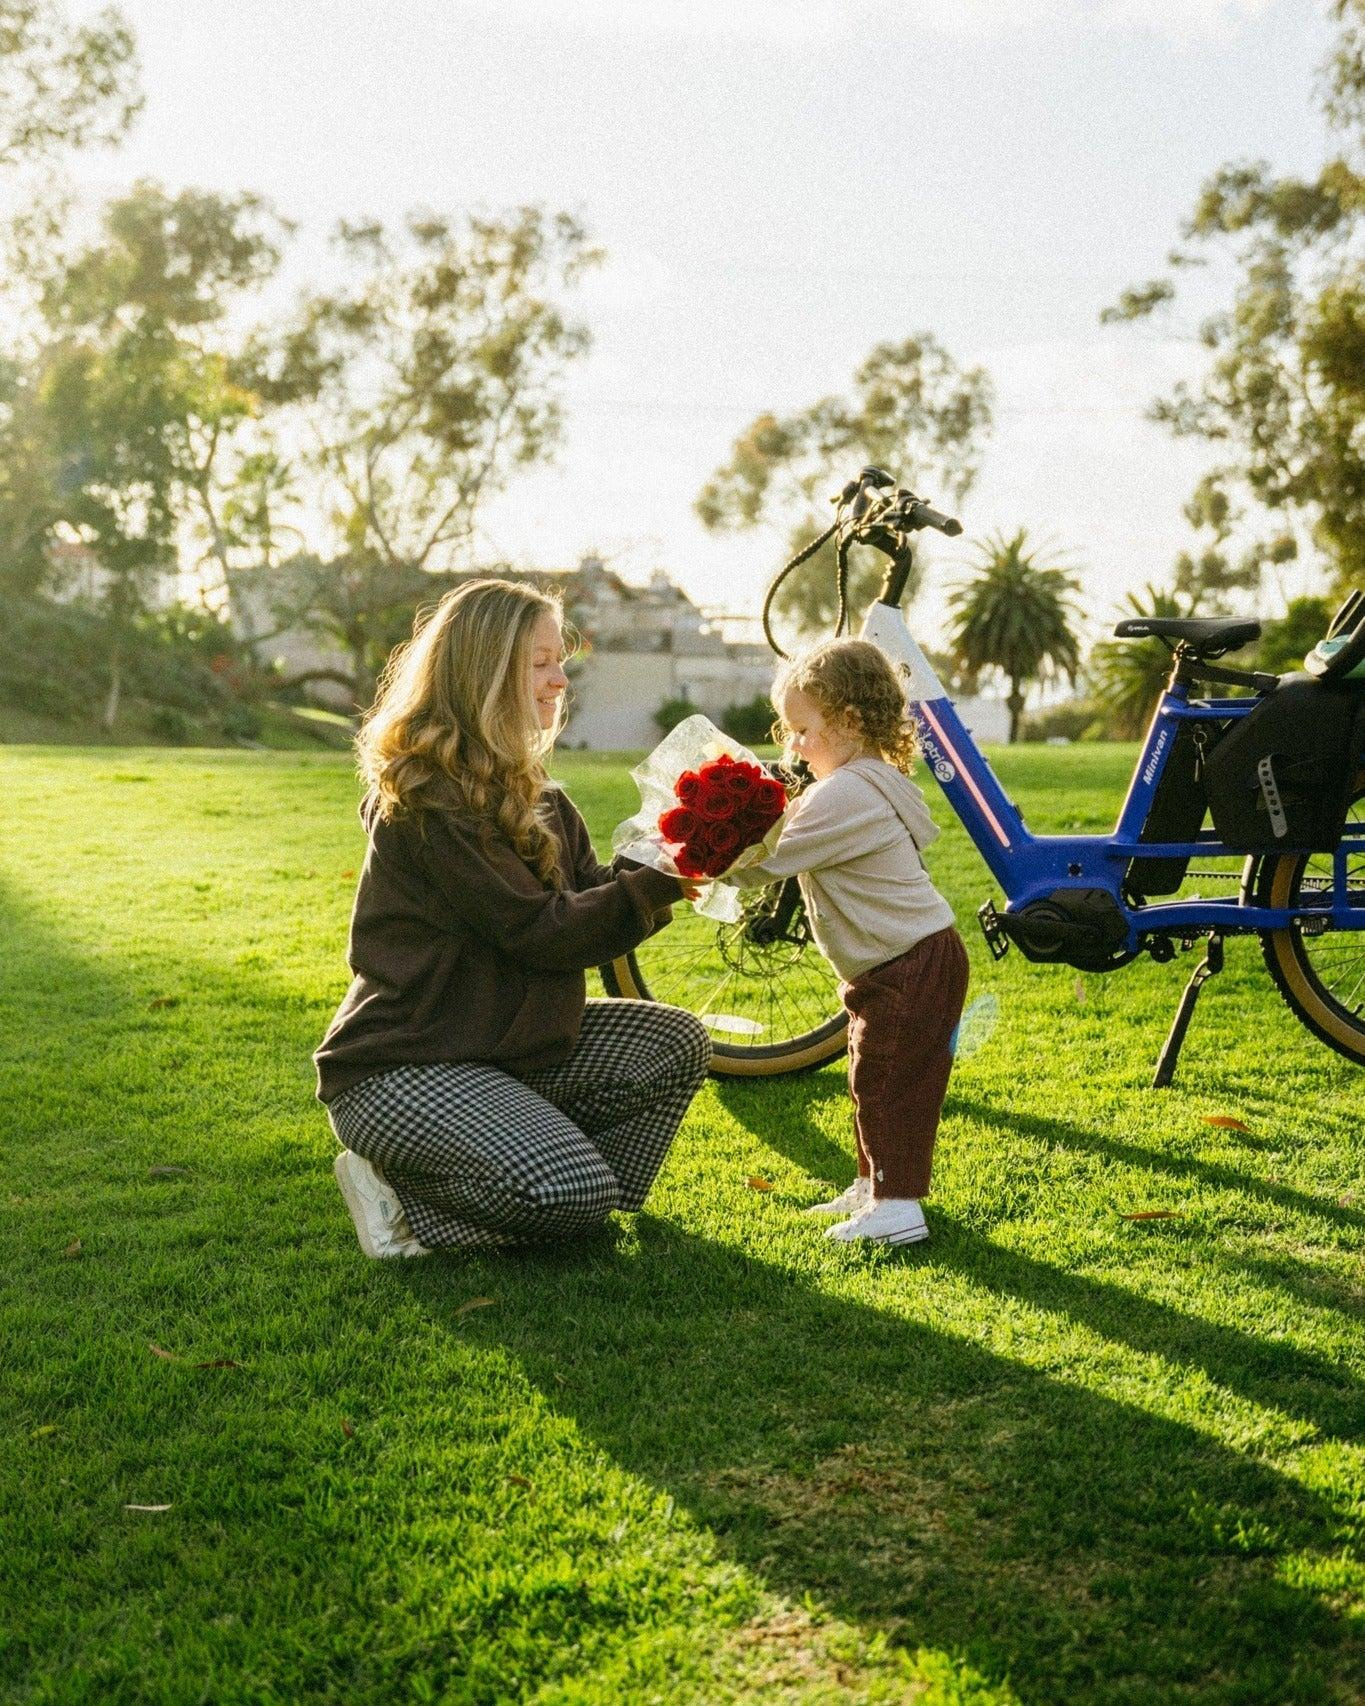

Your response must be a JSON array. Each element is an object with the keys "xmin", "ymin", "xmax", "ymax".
[{"xmin": 603, "ymin": 468, "xmax": 1365, "ymax": 1084}]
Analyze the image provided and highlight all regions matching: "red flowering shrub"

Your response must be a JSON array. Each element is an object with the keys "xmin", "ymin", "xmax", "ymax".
[{"xmin": 658, "ymin": 754, "xmax": 787, "ymax": 879}]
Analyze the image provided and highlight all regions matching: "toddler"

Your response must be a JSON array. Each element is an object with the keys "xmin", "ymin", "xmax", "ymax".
[{"xmin": 732, "ymin": 638, "xmax": 968, "ymax": 1246}]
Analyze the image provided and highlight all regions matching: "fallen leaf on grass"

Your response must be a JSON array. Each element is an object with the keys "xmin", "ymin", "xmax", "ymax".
[
  {"xmin": 1119, "ymin": 1210, "xmax": 1186, "ymax": 1222},
  {"xmin": 123, "ymin": 1503, "xmax": 172, "ymax": 1513},
  {"xmin": 454, "ymin": 1296, "xmax": 495, "ymax": 1319},
  {"xmin": 341, "ymin": 1419, "xmax": 354, "ymax": 1439},
  {"xmin": 746, "ymin": 1177, "xmax": 773, "ymax": 1192},
  {"xmin": 505, "ymin": 1473, "xmax": 533, "ymax": 1490},
  {"xmin": 62, "ymin": 1238, "xmax": 82, "ymax": 1258},
  {"xmin": 1074, "ymin": 978, "xmax": 1086, "ymax": 1004},
  {"xmin": 31, "ymin": 1424, "xmax": 58, "ymax": 1438},
  {"xmin": 1203, "ymin": 1115, "xmax": 1251, "ymax": 1132},
  {"xmin": 339, "ymin": 869, "xmax": 356, "ymax": 879},
  {"xmin": 1340, "ymin": 1192, "xmax": 1357, "ymax": 1207},
  {"xmin": 148, "ymin": 1166, "xmax": 191, "ymax": 1179},
  {"xmin": 147, "ymin": 996, "xmax": 180, "ymax": 1011},
  {"xmin": 148, "ymin": 1343, "xmax": 244, "ymax": 1369}
]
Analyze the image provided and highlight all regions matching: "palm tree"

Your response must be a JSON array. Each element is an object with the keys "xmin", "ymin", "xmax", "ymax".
[
  {"xmin": 946, "ymin": 530, "xmax": 1082, "ymax": 742},
  {"xmin": 1087, "ymin": 583, "xmax": 1188, "ymax": 738}
]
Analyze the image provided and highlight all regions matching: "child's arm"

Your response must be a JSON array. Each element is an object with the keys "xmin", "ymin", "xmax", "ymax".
[{"xmin": 727, "ymin": 775, "xmax": 887, "ymax": 888}]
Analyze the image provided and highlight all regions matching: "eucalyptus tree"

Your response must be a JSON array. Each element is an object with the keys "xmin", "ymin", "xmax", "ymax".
[
  {"xmin": 254, "ymin": 207, "xmax": 601, "ymax": 703},
  {"xmin": 0, "ymin": 0, "xmax": 140, "ymax": 168},
  {"xmin": 32, "ymin": 181, "xmax": 291, "ymax": 726},
  {"xmin": 695, "ymin": 335, "xmax": 993, "ymax": 640},
  {"xmin": 1104, "ymin": 0, "xmax": 1365, "ymax": 594},
  {"xmin": 946, "ymin": 529, "xmax": 1082, "ymax": 743}
]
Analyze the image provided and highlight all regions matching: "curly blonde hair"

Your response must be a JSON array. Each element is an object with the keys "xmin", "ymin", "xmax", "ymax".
[
  {"xmin": 356, "ymin": 578, "xmax": 566, "ymax": 885},
  {"xmin": 773, "ymin": 638, "xmax": 919, "ymax": 773}
]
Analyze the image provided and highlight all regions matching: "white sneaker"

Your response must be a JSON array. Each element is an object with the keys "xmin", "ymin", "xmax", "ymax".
[
  {"xmin": 803, "ymin": 1176, "xmax": 873, "ymax": 1217},
  {"xmin": 825, "ymin": 1197, "xmax": 929, "ymax": 1247},
  {"xmin": 333, "ymin": 1150, "xmax": 430, "ymax": 1260}
]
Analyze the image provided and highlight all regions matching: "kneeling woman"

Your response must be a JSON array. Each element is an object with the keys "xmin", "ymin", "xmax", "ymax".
[{"xmin": 314, "ymin": 579, "xmax": 710, "ymax": 1258}]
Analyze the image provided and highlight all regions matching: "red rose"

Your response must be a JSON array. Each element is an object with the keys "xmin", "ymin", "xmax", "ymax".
[
  {"xmin": 675, "ymin": 771, "xmax": 702, "ymax": 806},
  {"xmin": 735, "ymin": 806, "xmax": 773, "ymax": 838},
  {"xmin": 693, "ymin": 780, "xmax": 732, "ymax": 821},
  {"xmin": 706, "ymin": 821, "xmax": 742, "ymax": 859},
  {"xmin": 659, "ymin": 806, "xmax": 699, "ymax": 844},
  {"xmin": 754, "ymin": 776, "xmax": 787, "ymax": 816},
  {"xmin": 722, "ymin": 765, "xmax": 759, "ymax": 800},
  {"xmin": 674, "ymin": 843, "xmax": 710, "ymax": 878}
]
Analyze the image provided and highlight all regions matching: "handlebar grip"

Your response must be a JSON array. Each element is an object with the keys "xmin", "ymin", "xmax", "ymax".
[{"xmin": 908, "ymin": 501, "xmax": 962, "ymax": 537}]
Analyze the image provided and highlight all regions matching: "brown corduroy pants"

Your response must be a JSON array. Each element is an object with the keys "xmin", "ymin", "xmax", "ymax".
[{"xmin": 841, "ymin": 925, "xmax": 969, "ymax": 1201}]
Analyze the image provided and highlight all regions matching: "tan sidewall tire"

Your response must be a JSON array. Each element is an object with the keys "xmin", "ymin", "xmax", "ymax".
[
  {"xmin": 1260, "ymin": 769, "xmax": 1365, "ymax": 1064},
  {"xmin": 600, "ymin": 953, "xmax": 849, "ymax": 1079}
]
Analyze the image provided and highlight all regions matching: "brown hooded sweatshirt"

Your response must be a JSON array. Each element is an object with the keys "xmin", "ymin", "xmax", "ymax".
[{"xmin": 314, "ymin": 785, "xmax": 681, "ymax": 1102}]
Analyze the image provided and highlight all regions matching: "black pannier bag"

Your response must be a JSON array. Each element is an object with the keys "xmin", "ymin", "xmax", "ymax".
[
  {"xmin": 1126, "ymin": 719, "xmax": 1223, "ymax": 897},
  {"xmin": 1204, "ymin": 679, "xmax": 1365, "ymax": 853}
]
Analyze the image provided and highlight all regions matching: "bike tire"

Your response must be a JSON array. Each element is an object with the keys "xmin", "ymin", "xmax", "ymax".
[
  {"xmin": 1250, "ymin": 770, "xmax": 1365, "ymax": 1066},
  {"xmin": 599, "ymin": 879, "xmax": 848, "ymax": 1079}
]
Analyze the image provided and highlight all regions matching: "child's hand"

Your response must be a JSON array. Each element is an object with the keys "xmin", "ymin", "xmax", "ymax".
[{"xmin": 678, "ymin": 878, "xmax": 702, "ymax": 901}]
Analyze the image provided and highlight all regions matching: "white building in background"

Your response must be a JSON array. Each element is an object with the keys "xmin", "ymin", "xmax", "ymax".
[{"xmin": 228, "ymin": 553, "xmax": 1009, "ymax": 749}]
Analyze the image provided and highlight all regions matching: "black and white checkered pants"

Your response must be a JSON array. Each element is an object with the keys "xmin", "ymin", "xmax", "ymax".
[{"xmin": 326, "ymin": 999, "xmax": 711, "ymax": 1250}]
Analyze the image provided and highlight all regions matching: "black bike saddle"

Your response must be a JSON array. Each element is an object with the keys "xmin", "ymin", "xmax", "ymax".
[{"xmin": 1113, "ymin": 615, "xmax": 1262, "ymax": 658}]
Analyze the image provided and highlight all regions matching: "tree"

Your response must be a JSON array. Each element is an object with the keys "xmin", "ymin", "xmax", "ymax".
[
  {"xmin": 252, "ymin": 207, "xmax": 601, "ymax": 694},
  {"xmin": 0, "ymin": 0, "xmax": 140, "ymax": 168},
  {"xmin": 31, "ymin": 182, "xmax": 290, "ymax": 726},
  {"xmin": 1103, "ymin": 0, "xmax": 1365, "ymax": 595},
  {"xmin": 946, "ymin": 530, "xmax": 1082, "ymax": 742},
  {"xmin": 1086, "ymin": 584, "xmax": 1190, "ymax": 739},
  {"xmin": 695, "ymin": 335, "xmax": 993, "ymax": 640},
  {"xmin": 0, "ymin": 351, "xmax": 61, "ymax": 596}
]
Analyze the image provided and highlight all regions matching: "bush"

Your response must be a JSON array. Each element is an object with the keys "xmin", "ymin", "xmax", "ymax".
[
  {"xmin": 146, "ymin": 705, "xmax": 192, "ymax": 743},
  {"xmin": 221, "ymin": 703, "xmax": 263, "ymax": 742},
  {"xmin": 718, "ymin": 694, "xmax": 778, "ymax": 747},
  {"xmin": 654, "ymin": 695, "xmax": 697, "ymax": 735},
  {"xmin": 1019, "ymin": 697, "xmax": 1102, "ymax": 743},
  {"xmin": 0, "ymin": 591, "xmax": 259, "ymax": 733}
]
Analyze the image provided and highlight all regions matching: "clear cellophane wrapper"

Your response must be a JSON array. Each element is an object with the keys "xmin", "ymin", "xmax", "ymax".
[{"xmin": 610, "ymin": 713, "xmax": 788, "ymax": 922}]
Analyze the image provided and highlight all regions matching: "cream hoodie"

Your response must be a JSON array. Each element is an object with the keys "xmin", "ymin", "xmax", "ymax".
[{"xmin": 733, "ymin": 757, "xmax": 955, "ymax": 982}]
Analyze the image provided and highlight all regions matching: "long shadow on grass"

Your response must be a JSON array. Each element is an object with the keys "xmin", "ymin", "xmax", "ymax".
[
  {"xmin": 413, "ymin": 1221, "xmax": 1358, "ymax": 1705},
  {"xmin": 953, "ymin": 1096, "xmax": 1365, "ymax": 1239},
  {"xmin": 714, "ymin": 1073, "xmax": 852, "ymax": 1183}
]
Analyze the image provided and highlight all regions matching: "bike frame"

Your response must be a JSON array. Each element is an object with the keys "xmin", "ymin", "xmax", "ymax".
[{"xmin": 861, "ymin": 602, "xmax": 1365, "ymax": 953}]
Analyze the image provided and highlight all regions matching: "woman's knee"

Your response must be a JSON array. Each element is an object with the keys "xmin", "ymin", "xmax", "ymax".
[
  {"xmin": 658, "ymin": 1006, "xmax": 712, "ymax": 1087},
  {"xmin": 517, "ymin": 1157, "xmax": 620, "ymax": 1233}
]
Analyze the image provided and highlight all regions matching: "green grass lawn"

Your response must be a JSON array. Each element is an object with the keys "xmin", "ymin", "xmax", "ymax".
[{"xmin": 2, "ymin": 743, "xmax": 1362, "ymax": 1704}]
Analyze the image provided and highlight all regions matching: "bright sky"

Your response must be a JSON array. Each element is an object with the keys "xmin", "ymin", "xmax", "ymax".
[{"xmin": 77, "ymin": 0, "xmax": 1333, "ymax": 648}]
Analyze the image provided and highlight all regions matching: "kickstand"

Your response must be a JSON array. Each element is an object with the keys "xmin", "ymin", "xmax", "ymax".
[{"xmin": 1152, "ymin": 934, "xmax": 1224, "ymax": 1088}]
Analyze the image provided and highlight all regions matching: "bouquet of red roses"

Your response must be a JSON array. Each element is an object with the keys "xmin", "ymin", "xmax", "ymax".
[
  {"xmin": 612, "ymin": 714, "xmax": 790, "ymax": 916},
  {"xmin": 659, "ymin": 754, "xmax": 787, "ymax": 878}
]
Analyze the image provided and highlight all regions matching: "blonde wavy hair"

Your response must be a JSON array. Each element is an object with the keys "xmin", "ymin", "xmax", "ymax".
[
  {"xmin": 773, "ymin": 638, "xmax": 919, "ymax": 773},
  {"xmin": 357, "ymin": 578, "xmax": 566, "ymax": 885}
]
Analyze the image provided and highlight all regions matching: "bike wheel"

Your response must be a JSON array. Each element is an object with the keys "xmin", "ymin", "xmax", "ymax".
[
  {"xmin": 600, "ymin": 878, "xmax": 848, "ymax": 1077},
  {"xmin": 1251, "ymin": 770, "xmax": 1365, "ymax": 1066}
]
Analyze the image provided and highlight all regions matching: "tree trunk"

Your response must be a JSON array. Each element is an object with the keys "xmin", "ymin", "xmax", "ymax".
[
  {"xmin": 1006, "ymin": 679, "xmax": 1026, "ymax": 743},
  {"xmin": 102, "ymin": 636, "xmax": 122, "ymax": 732}
]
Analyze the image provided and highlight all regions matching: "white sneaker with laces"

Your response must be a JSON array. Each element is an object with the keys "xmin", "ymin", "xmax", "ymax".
[
  {"xmin": 333, "ymin": 1150, "xmax": 431, "ymax": 1260},
  {"xmin": 825, "ymin": 1196, "xmax": 929, "ymax": 1246},
  {"xmin": 803, "ymin": 1176, "xmax": 873, "ymax": 1217}
]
